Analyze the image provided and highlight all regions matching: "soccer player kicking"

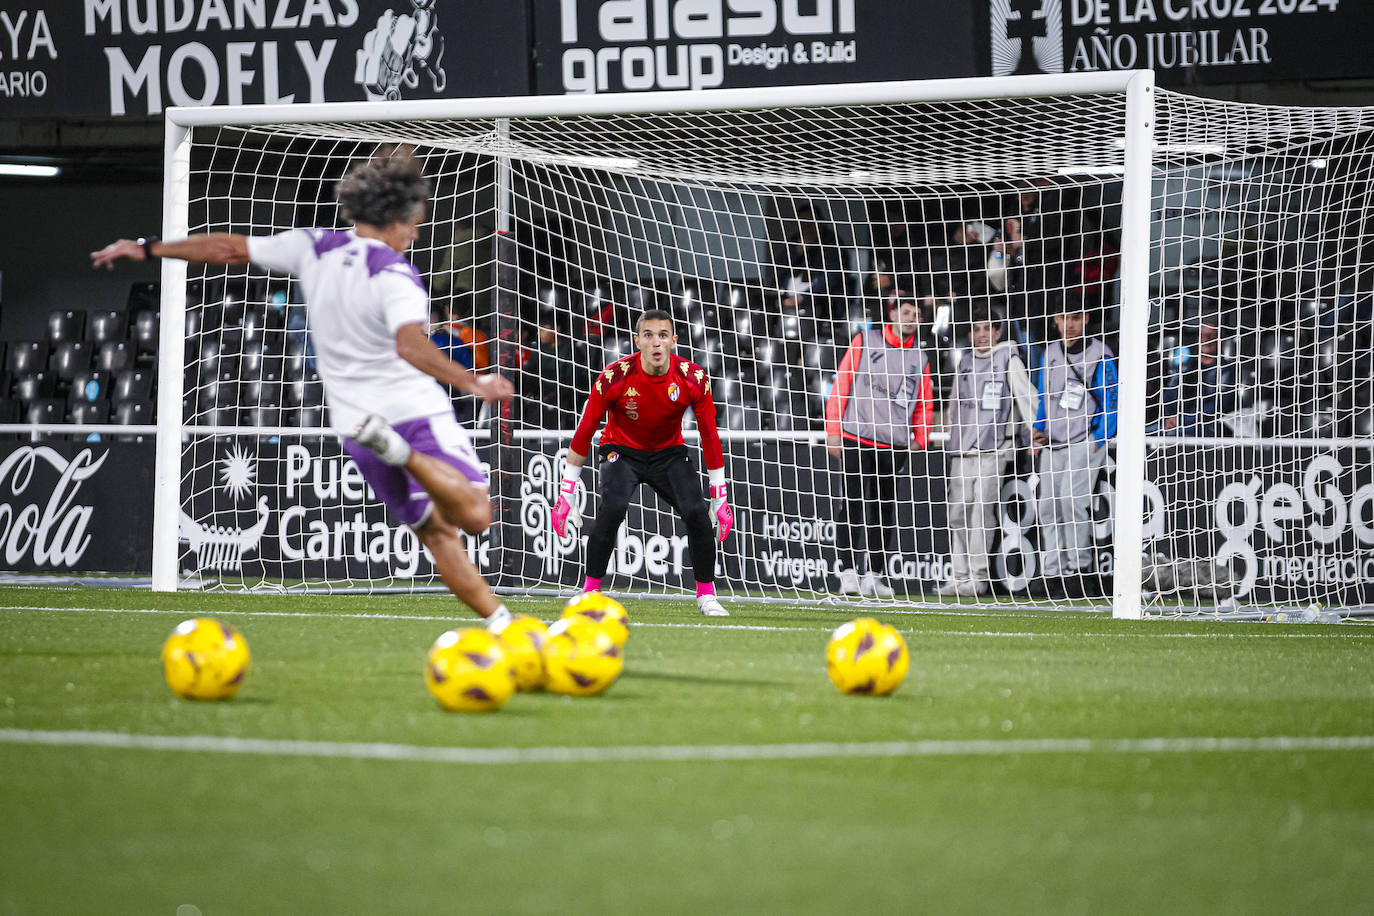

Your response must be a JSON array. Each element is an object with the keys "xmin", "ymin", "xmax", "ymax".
[
  {"xmin": 552, "ymin": 309, "xmax": 734, "ymax": 616},
  {"xmin": 91, "ymin": 146, "xmax": 518, "ymax": 629}
]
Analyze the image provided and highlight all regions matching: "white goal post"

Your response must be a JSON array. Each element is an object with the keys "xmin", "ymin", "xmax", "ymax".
[{"xmin": 151, "ymin": 71, "xmax": 1374, "ymax": 622}]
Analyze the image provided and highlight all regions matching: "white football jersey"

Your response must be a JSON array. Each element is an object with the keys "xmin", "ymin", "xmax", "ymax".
[{"xmin": 246, "ymin": 228, "xmax": 452, "ymax": 433}]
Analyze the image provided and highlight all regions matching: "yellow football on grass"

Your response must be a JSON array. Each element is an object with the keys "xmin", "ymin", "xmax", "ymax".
[
  {"xmin": 161, "ymin": 617, "xmax": 251, "ymax": 701},
  {"xmin": 825, "ymin": 618, "xmax": 909, "ymax": 697},
  {"xmin": 492, "ymin": 614, "xmax": 550, "ymax": 692},
  {"xmin": 424, "ymin": 628, "xmax": 516, "ymax": 712},
  {"xmin": 561, "ymin": 591, "xmax": 630, "ymax": 647},
  {"xmin": 542, "ymin": 619, "xmax": 624, "ymax": 697}
]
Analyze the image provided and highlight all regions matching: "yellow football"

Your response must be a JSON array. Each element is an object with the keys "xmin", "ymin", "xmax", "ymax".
[
  {"xmin": 161, "ymin": 618, "xmax": 251, "ymax": 701},
  {"xmin": 561, "ymin": 591, "xmax": 630, "ymax": 647}
]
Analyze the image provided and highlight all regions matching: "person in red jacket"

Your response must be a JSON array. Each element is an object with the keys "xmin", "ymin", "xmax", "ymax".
[
  {"xmin": 825, "ymin": 291, "xmax": 934, "ymax": 597},
  {"xmin": 553, "ymin": 309, "xmax": 733, "ymax": 616}
]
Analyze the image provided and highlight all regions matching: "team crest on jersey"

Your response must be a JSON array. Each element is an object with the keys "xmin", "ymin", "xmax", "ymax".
[
  {"xmin": 624, "ymin": 396, "xmax": 639, "ymax": 421},
  {"xmin": 606, "ymin": 451, "xmax": 620, "ymax": 463},
  {"xmin": 667, "ymin": 382, "xmax": 680, "ymax": 402}
]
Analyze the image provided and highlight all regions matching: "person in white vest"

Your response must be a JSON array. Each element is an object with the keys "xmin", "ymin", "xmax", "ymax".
[
  {"xmin": 1029, "ymin": 303, "xmax": 1118, "ymax": 599},
  {"xmin": 939, "ymin": 303, "xmax": 1039, "ymax": 597},
  {"xmin": 825, "ymin": 291, "xmax": 934, "ymax": 598}
]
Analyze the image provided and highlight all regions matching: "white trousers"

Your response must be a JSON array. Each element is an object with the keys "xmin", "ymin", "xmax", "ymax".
[
  {"xmin": 1036, "ymin": 439, "xmax": 1105, "ymax": 578},
  {"xmin": 946, "ymin": 451, "xmax": 1008, "ymax": 583}
]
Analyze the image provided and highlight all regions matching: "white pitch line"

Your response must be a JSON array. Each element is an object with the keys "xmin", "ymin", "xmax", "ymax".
[
  {"xmin": 1, "ymin": 728, "xmax": 1372, "ymax": 766},
  {"xmin": 0, "ymin": 604, "xmax": 1368, "ymax": 638}
]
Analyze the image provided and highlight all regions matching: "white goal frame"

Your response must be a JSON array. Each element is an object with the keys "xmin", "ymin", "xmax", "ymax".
[{"xmin": 150, "ymin": 71, "xmax": 1157, "ymax": 620}]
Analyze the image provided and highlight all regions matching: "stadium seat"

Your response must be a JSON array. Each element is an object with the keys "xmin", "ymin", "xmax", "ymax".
[
  {"xmin": 285, "ymin": 374, "xmax": 325, "ymax": 408},
  {"xmin": 127, "ymin": 281, "xmax": 159, "ymax": 312},
  {"xmin": 113, "ymin": 369, "xmax": 154, "ymax": 403},
  {"xmin": 68, "ymin": 370, "xmax": 111, "ymax": 405},
  {"xmin": 86, "ymin": 309, "xmax": 127, "ymax": 344},
  {"xmin": 133, "ymin": 309, "xmax": 159, "ymax": 357},
  {"xmin": 7, "ymin": 340, "xmax": 49, "ymax": 375},
  {"xmin": 113, "ymin": 399, "xmax": 154, "ymax": 426},
  {"xmin": 70, "ymin": 400, "xmax": 110, "ymax": 425},
  {"xmin": 97, "ymin": 340, "xmax": 134, "ymax": 372},
  {"xmin": 13, "ymin": 372, "xmax": 55, "ymax": 402},
  {"xmin": 24, "ymin": 398, "xmax": 64, "ymax": 425},
  {"xmin": 184, "ymin": 308, "xmax": 203, "ymax": 341},
  {"xmin": 290, "ymin": 405, "xmax": 326, "ymax": 429},
  {"xmin": 241, "ymin": 342, "xmax": 265, "ymax": 376},
  {"xmin": 242, "ymin": 379, "xmax": 283, "ymax": 409},
  {"xmin": 46, "ymin": 309, "xmax": 86, "ymax": 344},
  {"xmin": 240, "ymin": 405, "xmax": 280, "ymax": 429},
  {"xmin": 112, "ymin": 398, "xmax": 154, "ymax": 442},
  {"xmin": 49, "ymin": 340, "xmax": 93, "ymax": 381}
]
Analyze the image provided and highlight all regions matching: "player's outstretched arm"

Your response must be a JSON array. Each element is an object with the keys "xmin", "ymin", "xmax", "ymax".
[
  {"xmin": 395, "ymin": 323, "xmax": 513, "ymax": 403},
  {"xmin": 91, "ymin": 234, "xmax": 251, "ymax": 269}
]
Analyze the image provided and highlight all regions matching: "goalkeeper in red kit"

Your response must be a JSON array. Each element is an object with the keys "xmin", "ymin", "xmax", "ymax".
[{"xmin": 552, "ymin": 309, "xmax": 734, "ymax": 616}]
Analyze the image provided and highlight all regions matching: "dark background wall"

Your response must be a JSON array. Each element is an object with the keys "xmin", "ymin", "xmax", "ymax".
[{"xmin": 1, "ymin": 180, "xmax": 161, "ymax": 338}]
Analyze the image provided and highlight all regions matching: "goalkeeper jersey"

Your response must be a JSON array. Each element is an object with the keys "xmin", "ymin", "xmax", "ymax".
[
  {"xmin": 246, "ymin": 228, "xmax": 451, "ymax": 434},
  {"xmin": 571, "ymin": 354, "xmax": 725, "ymax": 470}
]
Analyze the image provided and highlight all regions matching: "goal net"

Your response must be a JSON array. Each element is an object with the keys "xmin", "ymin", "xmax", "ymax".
[{"xmin": 155, "ymin": 74, "xmax": 1374, "ymax": 621}]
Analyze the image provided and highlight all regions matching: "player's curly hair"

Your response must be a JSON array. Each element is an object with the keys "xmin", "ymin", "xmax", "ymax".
[{"xmin": 336, "ymin": 144, "xmax": 431, "ymax": 228}]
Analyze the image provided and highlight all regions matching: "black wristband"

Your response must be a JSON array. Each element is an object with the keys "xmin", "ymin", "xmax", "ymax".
[{"xmin": 138, "ymin": 236, "xmax": 159, "ymax": 260}]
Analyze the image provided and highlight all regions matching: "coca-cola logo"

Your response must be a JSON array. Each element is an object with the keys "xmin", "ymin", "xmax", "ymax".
[{"xmin": 0, "ymin": 446, "xmax": 109, "ymax": 568}]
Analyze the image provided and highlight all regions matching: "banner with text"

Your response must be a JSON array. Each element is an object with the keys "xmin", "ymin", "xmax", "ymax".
[
  {"xmin": 0, "ymin": 1, "xmax": 530, "ymax": 119},
  {"xmin": 532, "ymin": 1, "xmax": 975, "ymax": 95},
  {"xmin": 982, "ymin": 0, "xmax": 1374, "ymax": 84},
  {"xmin": 0, "ymin": 440, "xmax": 156, "ymax": 573}
]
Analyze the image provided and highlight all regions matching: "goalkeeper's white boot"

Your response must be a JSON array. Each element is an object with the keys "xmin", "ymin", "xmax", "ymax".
[
  {"xmin": 837, "ymin": 568, "xmax": 862, "ymax": 595},
  {"xmin": 697, "ymin": 595, "xmax": 729, "ymax": 617},
  {"xmin": 350, "ymin": 414, "xmax": 411, "ymax": 467}
]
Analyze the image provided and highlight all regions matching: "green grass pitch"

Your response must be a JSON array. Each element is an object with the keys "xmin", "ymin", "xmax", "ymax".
[{"xmin": 2, "ymin": 586, "xmax": 1373, "ymax": 915}]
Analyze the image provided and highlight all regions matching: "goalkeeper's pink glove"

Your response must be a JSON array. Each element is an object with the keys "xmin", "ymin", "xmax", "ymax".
[
  {"xmin": 709, "ymin": 483, "xmax": 733, "ymax": 542},
  {"xmin": 552, "ymin": 478, "xmax": 581, "ymax": 537}
]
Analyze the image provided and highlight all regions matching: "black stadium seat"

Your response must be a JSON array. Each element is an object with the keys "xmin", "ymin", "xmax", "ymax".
[
  {"xmin": 49, "ymin": 340, "xmax": 93, "ymax": 381},
  {"xmin": 132, "ymin": 309, "xmax": 159, "ymax": 357},
  {"xmin": 67, "ymin": 370, "xmax": 111, "ymax": 405},
  {"xmin": 127, "ymin": 281, "xmax": 159, "ymax": 312},
  {"xmin": 70, "ymin": 400, "xmax": 110, "ymax": 425},
  {"xmin": 113, "ymin": 368, "xmax": 154, "ymax": 403},
  {"xmin": 46, "ymin": 309, "xmax": 86, "ymax": 344},
  {"xmin": 8, "ymin": 340, "xmax": 49, "ymax": 375},
  {"xmin": 113, "ymin": 398, "xmax": 153, "ymax": 425},
  {"xmin": 25, "ymin": 398, "xmax": 64, "ymax": 425},
  {"xmin": 97, "ymin": 340, "xmax": 135, "ymax": 372},
  {"xmin": 13, "ymin": 372, "xmax": 55, "ymax": 402},
  {"xmin": 87, "ymin": 309, "xmax": 127, "ymax": 344}
]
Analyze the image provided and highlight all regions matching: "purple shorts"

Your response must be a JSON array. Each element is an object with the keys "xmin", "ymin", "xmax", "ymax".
[{"xmin": 343, "ymin": 414, "xmax": 488, "ymax": 528}]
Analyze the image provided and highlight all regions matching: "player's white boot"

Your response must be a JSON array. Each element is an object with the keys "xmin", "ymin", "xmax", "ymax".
[
  {"xmin": 350, "ymin": 414, "xmax": 412, "ymax": 466},
  {"xmin": 860, "ymin": 572, "xmax": 895, "ymax": 598},
  {"xmin": 697, "ymin": 595, "xmax": 729, "ymax": 617},
  {"xmin": 837, "ymin": 568, "xmax": 862, "ymax": 595}
]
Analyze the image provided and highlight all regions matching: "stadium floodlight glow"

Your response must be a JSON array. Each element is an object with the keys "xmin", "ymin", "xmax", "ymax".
[
  {"xmin": 0, "ymin": 162, "xmax": 60, "ymax": 178},
  {"xmin": 1309, "ymin": 158, "xmax": 1328, "ymax": 169}
]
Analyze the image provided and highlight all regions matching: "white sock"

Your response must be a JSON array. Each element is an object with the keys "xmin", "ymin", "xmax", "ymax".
[{"xmin": 486, "ymin": 605, "xmax": 512, "ymax": 632}]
